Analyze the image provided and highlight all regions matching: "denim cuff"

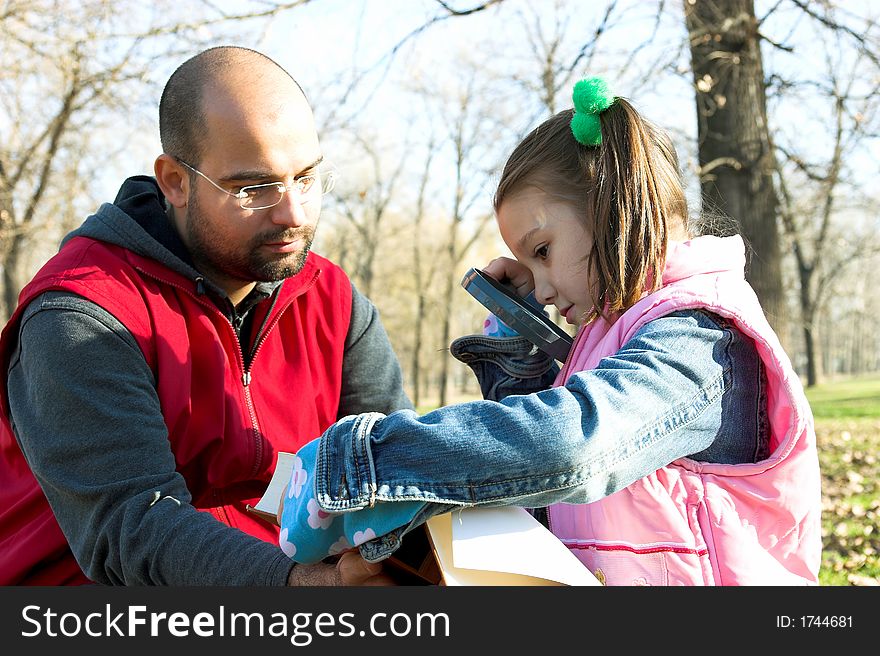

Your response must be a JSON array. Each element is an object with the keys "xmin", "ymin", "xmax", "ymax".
[
  {"xmin": 314, "ymin": 412, "xmax": 384, "ymax": 512},
  {"xmin": 450, "ymin": 334, "xmax": 559, "ymax": 401},
  {"xmin": 450, "ymin": 334, "xmax": 554, "ymax": 377}
]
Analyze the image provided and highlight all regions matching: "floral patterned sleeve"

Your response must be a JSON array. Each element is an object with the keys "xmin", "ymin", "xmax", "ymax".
[{"xmin": 277, "ymin": 438, "xmax": 425, "ymax": 564}]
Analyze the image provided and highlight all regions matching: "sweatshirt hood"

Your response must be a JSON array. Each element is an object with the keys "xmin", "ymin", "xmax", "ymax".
[{"xmin": 62, "ymin": 176, "xmax": 201, "ymax": 283}]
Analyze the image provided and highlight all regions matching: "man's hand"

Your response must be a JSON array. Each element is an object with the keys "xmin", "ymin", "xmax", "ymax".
[
  {"xmin": 286, "ymin": 550, "xmax": 396, "ymax": 586},
  {"xmin": 337, "ymin": 550, "xmax": 396, "ymax": 586}
]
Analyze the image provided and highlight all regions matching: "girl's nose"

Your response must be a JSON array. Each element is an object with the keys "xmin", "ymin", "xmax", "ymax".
[{"xmin": 533, "ymin": 279, "xmax": 554, "ymax": 306}]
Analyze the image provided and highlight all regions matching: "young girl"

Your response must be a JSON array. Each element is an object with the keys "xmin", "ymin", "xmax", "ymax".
[{"xmin": 277, "ymin": 77, "xmax": 822, "ymax": 586}]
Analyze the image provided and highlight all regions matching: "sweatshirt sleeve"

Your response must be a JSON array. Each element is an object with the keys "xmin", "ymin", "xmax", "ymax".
[
  {"xmin": 337, "ymin": 283, "xmax": 413, "ymax": 418},
  {"xmin": 6, "ymin": 291, "xmax": 293, "ymax": 585}
]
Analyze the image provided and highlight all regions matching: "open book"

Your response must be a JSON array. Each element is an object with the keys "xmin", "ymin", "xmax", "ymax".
[{"xmin": 248, "ymin": 452, "xmax": 602, "ymax": 586}]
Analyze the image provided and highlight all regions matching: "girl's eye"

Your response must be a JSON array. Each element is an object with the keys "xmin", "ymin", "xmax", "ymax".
[{"xmin": 535, "ymin": 244, "xmax": 549, "ymax": 259}]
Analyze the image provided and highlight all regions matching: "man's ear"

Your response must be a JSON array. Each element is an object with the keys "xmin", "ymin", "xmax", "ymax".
[{"xmin": 154, "ymin": 154, "xmax": 189, "ymax": 208}]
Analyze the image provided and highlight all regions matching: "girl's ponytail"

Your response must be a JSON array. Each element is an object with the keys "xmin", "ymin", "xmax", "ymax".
[{"xmin": 590, "ymin": 98, "xmax": 687, "ymax": 319}]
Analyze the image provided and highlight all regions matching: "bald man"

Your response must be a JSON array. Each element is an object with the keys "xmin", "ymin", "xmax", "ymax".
[{"xmin": 0, "ymin": 46, "xmax": 411, "ymax": 586}]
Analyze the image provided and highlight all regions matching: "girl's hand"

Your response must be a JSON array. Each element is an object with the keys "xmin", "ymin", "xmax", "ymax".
[{"xmin": 481, "ymin": 257, "xmax": 534, "ymax": 298}]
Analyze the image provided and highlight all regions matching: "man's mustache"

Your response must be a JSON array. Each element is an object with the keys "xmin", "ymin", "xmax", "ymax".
[{"xmin": 255, "ymin": 226, "xmax": 314, "ymax": 244}]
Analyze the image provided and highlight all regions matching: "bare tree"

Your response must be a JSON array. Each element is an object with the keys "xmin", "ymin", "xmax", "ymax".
[
  {"xmin": 0, "ymin": 8, "xmax": 149, "ymax": 318},
  {"xmin": 428, "ymin": 72, "xmax": 501, "ymax": 406},
  {"xmin": 332, "ymin": 134, "xmax": 409, "ymax": 300},
  {"xmin": 775, "ymin": 40, "xmax": 880, "ymax": 385},
  {"xmin": 685, "ymin": 0, "xmax": 786, "ymax": 335},
  {"xmin": 409, "ymin": 136, "xmax": 442, "ymax": 407},
  {"xmin": 505, "ymin": 0, "xmax": 621, "ymax": 116}
]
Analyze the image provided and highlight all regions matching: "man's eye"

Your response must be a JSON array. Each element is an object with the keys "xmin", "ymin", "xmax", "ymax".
[
  {"xmin": 535, "ymin": 245, "xmax": 549, "ymax": 259},
  {"xmin": 242, "ymin": 183, "xmax": 283, "ymax": 194},
  {"xmin": 295, "ymin": 175, "xmax": 316, "ymax": 192}
]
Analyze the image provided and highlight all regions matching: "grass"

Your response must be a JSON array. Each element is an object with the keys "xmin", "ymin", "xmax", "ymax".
[
  {"xmin": 805, "ymin": 376, "xmax": 880, "ymax": 419},
  {"xmin": 805, "ymin": 375, "xmax": 880, "ymax": 586}
]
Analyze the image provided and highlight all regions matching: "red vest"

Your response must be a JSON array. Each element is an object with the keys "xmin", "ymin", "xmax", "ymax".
[{"xmin": 0, "ymin": 237, "xmax": 352, "ymax": 584}]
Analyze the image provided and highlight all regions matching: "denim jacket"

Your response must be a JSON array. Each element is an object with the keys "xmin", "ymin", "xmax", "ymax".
[{"xmin": 312, "ymin": 309, "xmax": 767, "ymax": 562}]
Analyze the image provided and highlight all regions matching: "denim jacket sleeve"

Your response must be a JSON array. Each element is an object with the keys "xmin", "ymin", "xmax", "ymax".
[{"xmin": 315, "ymin": 310, "xmax": 749, "ymax": 515}]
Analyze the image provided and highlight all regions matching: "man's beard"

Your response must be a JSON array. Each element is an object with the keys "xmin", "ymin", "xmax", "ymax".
[
  {"xmin": 186, "ymin": 191, "xmax": 315, "ymax": 283},
  {"xmin": 246, "ymin": 227, "xmax": 314, "ymax": 280}
]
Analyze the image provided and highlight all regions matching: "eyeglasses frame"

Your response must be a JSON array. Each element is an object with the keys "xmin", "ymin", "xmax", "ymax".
[{"xmin": 174, "ymin": 158, "xmax": 335, "ymax": 210}]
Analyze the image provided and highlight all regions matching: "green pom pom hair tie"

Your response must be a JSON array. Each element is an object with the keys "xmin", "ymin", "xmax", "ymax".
[{"xmin": 570, "ymin": 77, "xmax": 616, "ymax": 147}]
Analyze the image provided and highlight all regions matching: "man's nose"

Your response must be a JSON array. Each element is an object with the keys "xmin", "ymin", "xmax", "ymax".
[{"xmin": 269, "ymin": 188, "xmax": 309, "ymax": 227}]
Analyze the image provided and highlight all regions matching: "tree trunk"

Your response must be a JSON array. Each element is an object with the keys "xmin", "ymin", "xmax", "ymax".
[
  {"xmin": 437, "ymin": 267, "xmax": 455, "ymax": 408},
  {"xmin": 685, "ymin": 0, "xmax": 786, "ymax": 337},
  {"xmin": 802, "ymin": 322, "xmax": 818, "ymax": 388},
  {"xmin": 851, "ymin": 311, "xmax": 863, "ymax": 375},
  {"xmin": 796, "ymin": 257, "xmax": 820, "ymax": 386},
  {"xmin": 2, "ymin": 268, "xmax": 18, "ymax": 322},
  {"xmin": 410, "ymin": 293, "xmax": 425, "ymax": 407},
  {"xmin": 2, "ymin": 233, "xmax": 25, "ymax": 321}
]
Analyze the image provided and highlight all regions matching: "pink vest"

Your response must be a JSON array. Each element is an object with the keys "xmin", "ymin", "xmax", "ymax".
[{"xmin": 548, "ymin": 235, "xmax": 822, "ymax": 585}]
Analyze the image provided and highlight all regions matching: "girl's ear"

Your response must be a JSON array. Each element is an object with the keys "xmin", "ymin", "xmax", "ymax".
[{"xmin": 154, "ymin": 154, "xmax": 190, "ymax": 209}]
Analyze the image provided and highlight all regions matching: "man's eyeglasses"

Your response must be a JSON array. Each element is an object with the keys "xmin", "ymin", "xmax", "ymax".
[{"xmin": 175, "ymin": 159, "xmax": 337, "ymax": 210}]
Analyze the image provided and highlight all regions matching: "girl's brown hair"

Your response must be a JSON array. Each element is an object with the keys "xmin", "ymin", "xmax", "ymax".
[{"xmin": 494, "ymin": 98, "xmax": 688, "ymax": 324}]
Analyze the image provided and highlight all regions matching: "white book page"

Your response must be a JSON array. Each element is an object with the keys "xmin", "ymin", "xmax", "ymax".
[
  {"xmin": 449, "ymin": 506, "xmax": 601, "ymax": 586},
  {"xmin": 253, "ymin": 452, "xmax": 296, "ymax": 516}
]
